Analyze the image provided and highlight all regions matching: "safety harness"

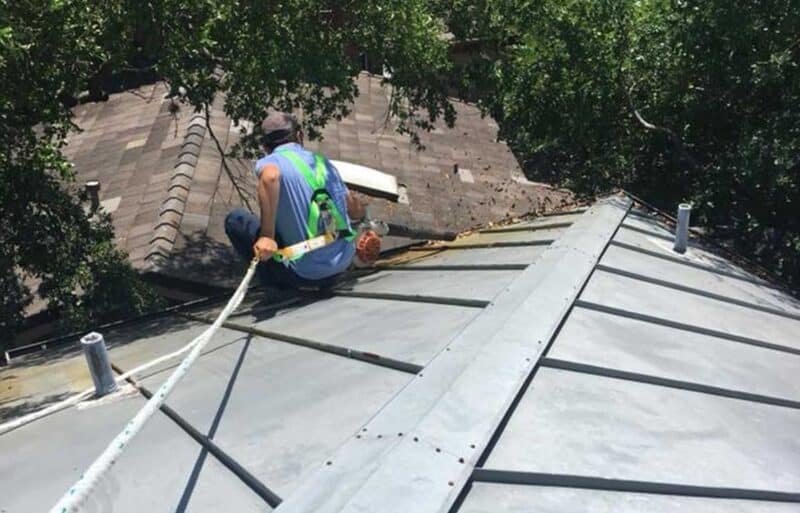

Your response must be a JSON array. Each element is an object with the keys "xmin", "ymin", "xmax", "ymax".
[{"xmin": 274, "ymin": 149, "xmax": 357, "ymax": 262}]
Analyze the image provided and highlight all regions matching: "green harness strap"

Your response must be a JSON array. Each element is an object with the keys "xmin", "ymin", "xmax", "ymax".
[{"xmin": 275, "ymin": 149, "xmax": 356, "ymax": 262}]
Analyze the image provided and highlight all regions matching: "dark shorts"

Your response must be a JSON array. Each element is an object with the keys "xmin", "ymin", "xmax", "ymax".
[{"xmin": 224, "ymin": 208, "xmax": 336, "ymax": 290}]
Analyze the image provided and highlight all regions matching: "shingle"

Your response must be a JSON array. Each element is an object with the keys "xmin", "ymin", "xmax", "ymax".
[{"xmin": 59, "ymin": 73, "xmax": 571, "ymax": 288}]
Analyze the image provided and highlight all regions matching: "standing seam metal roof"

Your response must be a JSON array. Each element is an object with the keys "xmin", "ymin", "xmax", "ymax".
[{"xmin": 1, "ymin": 194, "xmax": 798, "ymax": 512}]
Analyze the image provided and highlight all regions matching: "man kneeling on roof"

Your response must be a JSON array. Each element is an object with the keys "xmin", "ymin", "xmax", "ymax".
[{"xmin": 225, "ymin": 112, "xmax": 381, "ymax": 288}]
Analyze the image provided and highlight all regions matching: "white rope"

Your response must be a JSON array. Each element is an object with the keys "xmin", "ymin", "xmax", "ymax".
[
  {"xmin": 0, "ymin": 389, "xmax": 97, "ymax": 435},
  {"xmin": 0, "ymin": 323, "xmax": 208, "ymax": 436},
  {"xmin": 47, "ymin": 258, "xmax": 258, "ymax": 513},
  {"xmin": 0, "ymin": 291, "xmax": 229, "ymax": 435}
]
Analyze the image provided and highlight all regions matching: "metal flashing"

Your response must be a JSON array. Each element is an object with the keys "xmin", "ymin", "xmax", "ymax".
[
  {"xmin": 407, "ymin": 240, "xmax": 555, "ymax": 251},
  {"xmin": 381, "ymin": 264, "xmax": 528, "ymax": 272},
  {"xmin": 8, "ymin": 193, "xmax": 800, "ymax": 512},
  {"xmin": 548, "ymin": 305, "xmax": 800, "ymax": 403},
  {"xmin": 404, "ymin": 246, "xmax": 547, "ymax": 268},
  {"xmin": 540, "ymin": 207, "xmax": 587, "ymax": 217},
  {"xmin": 478, "ymin": 221, "xmax": 572, "ymax": 234}
]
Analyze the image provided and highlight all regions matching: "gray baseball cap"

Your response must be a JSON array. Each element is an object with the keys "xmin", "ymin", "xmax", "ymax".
[{"xmin": 260, "ymin": 111, "xmax": 299, "ymax": 145}]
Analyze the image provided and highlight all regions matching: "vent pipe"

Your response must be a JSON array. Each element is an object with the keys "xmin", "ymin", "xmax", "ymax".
[
  {"xmin": 85, "ymin": 180, "xmax": 100, "ymax": 211},
  {"xmin": 81, "ymin": 332, "xmax": 118, "ymax": 397},
  {"xmin": 673, "ymin": 203, "xmax": 692, "ymax": 253}
]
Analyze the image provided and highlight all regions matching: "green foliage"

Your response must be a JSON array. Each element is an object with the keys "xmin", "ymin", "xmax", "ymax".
[
  {"xmin": 1, "ymin": 0, "xmax": 456, "ymax": 345},
  {"xmin": 0, "ymin": 0, "xmax": 161, "ymax": 344},
  {"xmin": 134, "ymin": 0, "xmax": 455, "ymax": 150},
  {"xmin": 444, "ymin": 0, "xmax": 800, "ymax": 288}
]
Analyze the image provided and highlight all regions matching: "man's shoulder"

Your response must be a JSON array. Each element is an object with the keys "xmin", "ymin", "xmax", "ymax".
[{"xmin": 254, "ymin": 154, "xmax": 277, "ymax": 176}]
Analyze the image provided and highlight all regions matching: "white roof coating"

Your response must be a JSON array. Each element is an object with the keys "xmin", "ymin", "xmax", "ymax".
[{"xmin": 1, "ymin": 193, "xmax": 798, "ymax": 512}]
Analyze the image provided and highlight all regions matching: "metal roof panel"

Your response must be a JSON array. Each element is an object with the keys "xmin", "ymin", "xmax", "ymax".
[
  {"xmin": 139, "ymin": 333, "xmax": 412, "ymax": 498},
  {"xmin": 580, "ymin": 270, "xmax": 800, "ymax": 351},
  {"xmin": 344, "ymin": 268, "xmax": 521, "ymax": 302},
  {"xmin": 484, "ymin": 367, "xmax": 800, "ymax": 491},
  {"xmin": 241, "ymin": 296, "xmax": 479, "ymax": 366},
  {"xmin": 549, "ymin": 306, "xmax": 800, "ymax": 403},
  {"xmin": 459, "ymin": 483, "xmax": 799, "ymax": 513}
]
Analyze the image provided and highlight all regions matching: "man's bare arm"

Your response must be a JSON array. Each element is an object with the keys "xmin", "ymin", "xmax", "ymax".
[
  {"xmin": 254, "ymin": 163, "xmax": 280, "ymax": 259},
  {"xmin": 346, "ymin": 191, "xmax": 365, "ymax": 223}
]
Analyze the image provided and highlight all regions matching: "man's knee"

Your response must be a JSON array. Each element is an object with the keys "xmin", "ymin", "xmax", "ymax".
[{"xmin": 225, "ymin": 208, "xmax": 252, "ymax": 237}]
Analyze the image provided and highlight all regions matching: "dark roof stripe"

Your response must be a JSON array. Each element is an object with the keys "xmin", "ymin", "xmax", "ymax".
[
  {"xmin": 540, "ymin": 357, "xmax": 800, "ymax": 410},
  {"xmin": 574, "ymin": 299, "xmax": 800, "ymax": 356},
  {"xmin": 471, "ymin": 469, "xmax": 800, "ymax": 503},
  {"xmin": 595, "ymin": 264, "xmax": 800, "ymax": 321}
]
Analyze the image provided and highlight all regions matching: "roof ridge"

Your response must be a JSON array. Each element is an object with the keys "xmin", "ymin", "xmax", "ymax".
[
  {"xmin": 273, "ymin": 195, "xmax": 632, "ymax": 513},
  {"xmin": 144, "ymin": 109, "xmax": 208, "ymax": 271}
]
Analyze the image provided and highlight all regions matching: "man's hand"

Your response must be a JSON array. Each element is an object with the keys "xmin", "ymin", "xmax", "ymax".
[
  {"xmin": 253, "ymin": 236, "xmax": 278, "ymax": 260},
  {"xmin": 346, "ymin": 192, "xmax": 366, "ymax": 223}
]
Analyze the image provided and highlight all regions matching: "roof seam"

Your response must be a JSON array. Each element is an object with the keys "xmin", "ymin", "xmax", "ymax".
[
  {"xmin": 609, "ymin": 240, "xmax": 777, "ymax": 289},
  {"xmin": 620, "ymin": 222, "xmax": 684, "ymax": 244},
  {"xmin": 407, "ymin": 240, "xmax": 554, "ymax": 251},
  {"xmin": 110, "ymin": 353, "xmax": 284, "ymax": 508},
  {"xmin": 378, "ymin": 264, "xmax": 528, "ymax": 272},
  {"xmin": 471, "ymin": 469, "xmax": 800, "ymax": 503},
  {"xmin": 478, "ymin": 221, "xmax": 572, "ymax": 234},
  {"xmin": 183, "ymin": 313, "xmax": 423, "ymax": 375},
  {"xmin": 540, "ymin": 357, "xmax": 800, "ymax": 410},
  {"xmin": 623, "ymin": 190, "xmax": 791, "ymax": 293},
  {"xmin": 574, "ymin": 299, "xmax": 800, "ymax": 356},
  {"xmin": 471, "ymin": 198, "xmax": 634, "ymax": 473},
  {"xmin": 595, "ymin": 264, "xmax": 800, "ymax": 321},
  {"xmin": 329, "ymin": 290, "xmax": 489, "ymax": 309}
]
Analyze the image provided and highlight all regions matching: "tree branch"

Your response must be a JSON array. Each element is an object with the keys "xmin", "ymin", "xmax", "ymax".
[
  {"xmin": 626, "ymin": 82, "xmax": 699, "ymax": 168},
  {"xmin": 203, "ymin": 103, "xmax": 255, "ymax": 213}
]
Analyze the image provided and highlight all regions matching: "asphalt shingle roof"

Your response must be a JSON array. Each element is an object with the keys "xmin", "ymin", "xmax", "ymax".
[
  {"xmin": 61, "ymin": 75, "xmax": 572, "ymax": 287},
  {"xmin": 3, "ymin": 193, "xmax": 799, "ymax": 512}
]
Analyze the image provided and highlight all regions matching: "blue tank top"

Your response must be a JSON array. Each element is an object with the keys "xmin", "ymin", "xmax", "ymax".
[{"xmin": 254, "ymin": 143, "xmax": 356, "ymax": 280}]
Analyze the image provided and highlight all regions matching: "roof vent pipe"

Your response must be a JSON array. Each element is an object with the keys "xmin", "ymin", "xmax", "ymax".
[
  {"xmin": 85, "ymin": 180, "xmax": 100, "ymax": 211},
  {"xmin": 80, "ymin": 332, "xmax": 118, "ymax": 397},
  {"xmin": 673, "ymin": 203, "xmax": 692, "ymax": 253}
]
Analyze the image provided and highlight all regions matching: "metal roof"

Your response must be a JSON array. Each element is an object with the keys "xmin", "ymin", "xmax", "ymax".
[{"xmin": 2, "ymin": 194, "xmax": 799, "ymax": 512}]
